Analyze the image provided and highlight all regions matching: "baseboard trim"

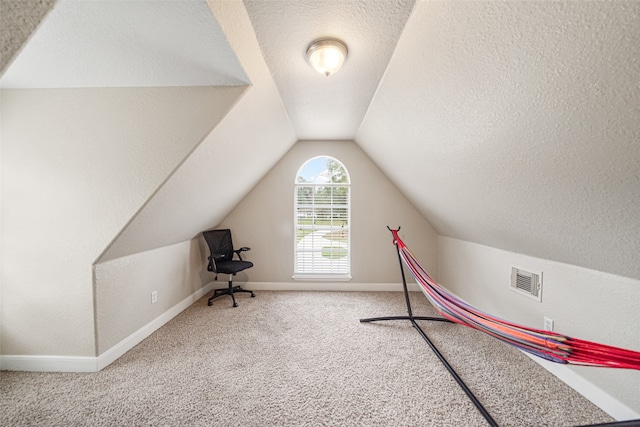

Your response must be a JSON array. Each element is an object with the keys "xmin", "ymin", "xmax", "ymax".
[
  {"xmin": 0, "ymin": 283, "xmax": 215, "ymax": 373},
  {"xmin": 246, "ymin": 281, "xmax": 419, "ymax": 292},
  {"xmin": 522, "ymin": 351, "xmax": 640, "ymax": 421},
  {"xmin": 1, "ymin": 282, "xmax": 407, "ymax": 372},
  {"xmin": 96, "ymin": 283, "xmax": 215, "ymax": 371},
  {"xmin": 0, "ymin": 355, "xmax": 98, "ymax": 372},
  {"xmin": 13, "ymin": 282, "xmax": 632, "ymax": 423}
]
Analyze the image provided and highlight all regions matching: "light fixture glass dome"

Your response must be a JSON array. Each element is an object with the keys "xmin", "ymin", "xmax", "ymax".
[{"xmin": 306, "ymin": 38, "xmax": 348, "ymax": 77}]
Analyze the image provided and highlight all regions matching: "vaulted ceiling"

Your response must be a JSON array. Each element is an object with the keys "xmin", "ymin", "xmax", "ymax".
[{"xmin": 2, "ymin": 0, "xmax": 640, "ymax": 280}]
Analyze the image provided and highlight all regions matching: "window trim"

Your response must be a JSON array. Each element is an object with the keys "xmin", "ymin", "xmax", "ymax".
[{"xmin": 293, "ymin": 156, "xmax": 351, "ymax": 281}]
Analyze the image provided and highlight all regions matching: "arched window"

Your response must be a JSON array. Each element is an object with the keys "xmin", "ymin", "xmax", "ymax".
[{"xmin": 294, "ymin": 156, "xmax": 350, "ymax": 280}]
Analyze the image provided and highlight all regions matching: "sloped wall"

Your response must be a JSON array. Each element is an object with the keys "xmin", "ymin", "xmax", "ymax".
[
  {"xmin": 98, "ymin": 0, "xmax": 297, "ymax": 263},
  {"xmin": 438, "ymin": 237, "xmax": 640, "ymax": 417},
  {"xmin": 0, "ymin": 86, "xmax": 244, "ymax": 357},
  {"xmin": 218, "ymin": 140, "xmax": 438, "ymax": 285},
  {"xmin": 358, "ymin": 0, "xmax": 640, "ymax": 281},
  {"xmin": 89, "ymin": 0, "xmax": 296, "ymax": 363}
]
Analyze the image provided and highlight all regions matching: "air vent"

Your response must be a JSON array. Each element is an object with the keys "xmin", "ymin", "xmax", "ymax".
[{"xmin": 510, "ymin": 267, "xmax": 542, "ymax": 302}]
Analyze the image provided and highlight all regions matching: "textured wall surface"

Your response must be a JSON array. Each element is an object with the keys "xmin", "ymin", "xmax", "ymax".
[
  {"xmin": 219, "ymin": 140, "xmax": 439, "ymax": 284},
  {"xmin": 438, "ymin": 237, "xmax": 640, "ymax": 415},
  {"xmin": 358, "ymin": 1, "xmax": 640, "ymax": 280},
  {"xmin": 1, "ymin": 86, "xmax": 243, "ymax": 356},
  {"xmin": 1, "ymin": 0, "xmax": 248, "ymax": 88},
  {"xmin": 95, "ymin": 239, "xmax": 205, "ymax": 354},
  {"xmin": 99, "ymin": 0, "xmax": 296, "ymax": 262},
  {"xmin": 6, "ymin": 1, "xmax": 639, "ymax": 280}
]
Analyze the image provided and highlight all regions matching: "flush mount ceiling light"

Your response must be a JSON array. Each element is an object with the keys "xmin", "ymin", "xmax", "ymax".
[{"xmin": 306, "ymin": 38, "xmax": 348, "ymax": 77}]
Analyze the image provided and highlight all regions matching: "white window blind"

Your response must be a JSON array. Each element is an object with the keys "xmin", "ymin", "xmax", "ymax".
[{"xmin": 294, "ymin": 157, "xmax": 350, "ymax": 279}]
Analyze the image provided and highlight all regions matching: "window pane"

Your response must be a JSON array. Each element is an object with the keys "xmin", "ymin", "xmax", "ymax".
[{"xmin": 294, "ymin": 157, "xmax": 350, "ymax": 277}]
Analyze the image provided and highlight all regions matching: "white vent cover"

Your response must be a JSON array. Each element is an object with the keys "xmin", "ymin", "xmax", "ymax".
[{"xmin": 510, "ymin": 267, "xmax": 542, "ymax": 302}]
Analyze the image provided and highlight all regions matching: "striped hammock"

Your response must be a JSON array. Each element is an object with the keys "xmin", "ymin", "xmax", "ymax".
[{"xmin": 391, "ymin": 229, "xmax": 640, "ymax": 370}]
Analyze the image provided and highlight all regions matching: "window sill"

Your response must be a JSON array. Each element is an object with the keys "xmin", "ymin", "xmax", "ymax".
[{"xmin": 292, "ymin": 274, "xmax": 352, "ymax": 282}]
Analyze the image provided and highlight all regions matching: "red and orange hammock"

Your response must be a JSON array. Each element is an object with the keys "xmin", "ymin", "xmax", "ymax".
[{"xmin": 391, "ymin": 229, "xmax": 640, "ymax": 370}]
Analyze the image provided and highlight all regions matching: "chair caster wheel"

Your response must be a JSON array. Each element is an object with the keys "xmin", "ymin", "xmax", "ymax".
[
  {"xmin": 233, "ymin": 303, "xmax": 238, "ymax": 307},
  {"xmin": 251, "ymin": 293, "xmax": 255, "ymax": 298},
  {"xmin": 207, "ymin": 301, "xmax": 212, "ymax": 306}
]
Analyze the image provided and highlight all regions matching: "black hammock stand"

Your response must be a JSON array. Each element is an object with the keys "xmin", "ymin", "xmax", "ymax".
[{"xmin": 359, "ymin": 226, "xmax": 640, "ymax": 427}]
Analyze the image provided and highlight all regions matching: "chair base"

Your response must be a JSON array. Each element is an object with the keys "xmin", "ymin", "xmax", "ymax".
[{"xmin": 207, "ymin": 282, "xmax": 255, "ymax": 307}]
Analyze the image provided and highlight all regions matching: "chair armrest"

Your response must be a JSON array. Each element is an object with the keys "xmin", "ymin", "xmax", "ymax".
[{"xmin": 234, "ymin": 247, "xmax": 250, "ymax": 260}]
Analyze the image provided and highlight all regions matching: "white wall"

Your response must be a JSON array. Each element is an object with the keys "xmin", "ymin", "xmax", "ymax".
[
  {"xmin": 94, "ymin": 238, "xmax": 206, "ymax": 354},
  {"xmin": 438, "ymin": 236, "xmax": 640, "ymax": 417},
  {"xmin": 1, "ymin": 86, "xmax": 244, "ymax": 357},
  {"xmin": 97, "ymin": 0, "xmax": 297, "ymax": 263},
  {"xmin": 358, "ymin": 0, "xmax": 640, "ymax": 282},
  {"xmin": 219, "ymin": 140, "xmax": 439, "ymax": 285}
]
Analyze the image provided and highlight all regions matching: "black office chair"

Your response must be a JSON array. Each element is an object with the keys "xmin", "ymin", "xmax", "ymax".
[{"xmin": 203, "ymin": 229, "xmax": 255, "ymax": 307}]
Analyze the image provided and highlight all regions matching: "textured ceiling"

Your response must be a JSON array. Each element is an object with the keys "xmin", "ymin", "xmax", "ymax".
[
  {"xmin": 0, "ymin": 0, "xmax": 57, "ymax": 74},
  {"xmin": 0, "ymin": 0, "xmax": 247, "ymax": 88},
  {"xmin": 243, "ymin": 0, "xmax": 414, "ymax": 140},
  {"xmin": 357, "ymin": 0, "xmax": 640, "ymax": 279},
  {"xmin": 3, "ymin": 0, "xmax": 640, "ymax": 281}
]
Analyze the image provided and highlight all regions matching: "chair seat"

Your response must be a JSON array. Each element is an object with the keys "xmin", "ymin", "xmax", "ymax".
[{"xmin": 213, "ymin": 260, "xmax": 254, "ymax": 275}]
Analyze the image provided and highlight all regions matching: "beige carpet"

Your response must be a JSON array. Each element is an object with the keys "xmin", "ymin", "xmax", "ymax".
[{"xmin": 1, "ymin": 291, "xmax": 614, "ymax": 426}]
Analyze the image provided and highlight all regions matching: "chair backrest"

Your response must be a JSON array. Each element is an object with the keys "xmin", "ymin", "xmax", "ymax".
[{"xmin": 203, "ymin": 229, "xmax": 234, "ymax": 264}]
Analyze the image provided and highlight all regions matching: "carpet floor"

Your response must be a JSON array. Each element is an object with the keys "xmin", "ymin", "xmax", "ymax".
[{"xmin": 1, "ymin": 291, "xmax": 614, "ymax": 426}]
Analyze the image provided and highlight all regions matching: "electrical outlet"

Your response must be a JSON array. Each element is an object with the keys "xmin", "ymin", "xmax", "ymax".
[
  {"xmin": 151, "ymin": 291, "xmax": 158, "ymax": 304},
  {"xmin": 544, "ymin": 316, "xmax": 554, "ymax": 331}
]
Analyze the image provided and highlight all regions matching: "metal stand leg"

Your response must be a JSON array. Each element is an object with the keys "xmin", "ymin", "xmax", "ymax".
[
  {"xmin": 360, "ymin": 228, "xmax": 499, "ymax": 427},
  {"xmin": 207, "ymin": 274, "xmax": 256, "ymax": 307}
]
